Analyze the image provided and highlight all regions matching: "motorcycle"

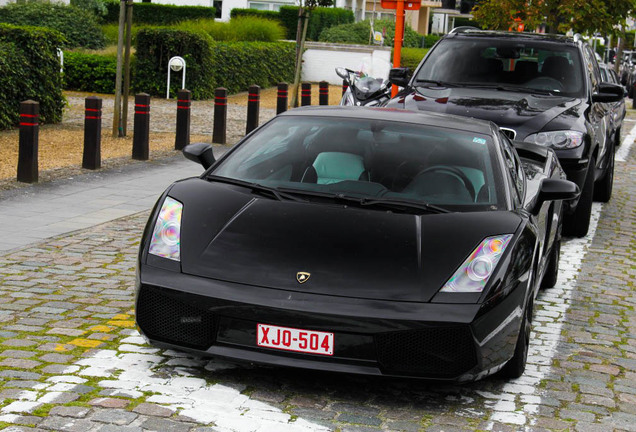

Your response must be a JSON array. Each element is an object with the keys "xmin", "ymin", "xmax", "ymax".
[{"xmin": 335, "ymin": 58, "xmax": 392, "ymax": 107}]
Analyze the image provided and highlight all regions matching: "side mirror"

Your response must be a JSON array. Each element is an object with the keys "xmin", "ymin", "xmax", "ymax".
[
  {"xmin": 388, "ymin": 67, "xmax": 411, "ymax": 87},
  {"xmin": 531, "ymin": 179, "xmax": 580, "ymax": 216},
  {"xmin": 335, "ymin": 67, "xmax": 349, "ymax": 80},
  {"xmin": 183, "ymin": 142, "xmax": 215, "ymax": 169},
  {"xmin": 592, "ymin": 82, "xmax": 625, "ymax": 103}
]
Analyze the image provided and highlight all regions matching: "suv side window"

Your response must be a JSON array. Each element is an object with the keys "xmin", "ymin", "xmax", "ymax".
[
  {"xmin": 583, "ymin": 45, "xmax": 601, "ymax": 90},
  {"xmin": 499, "ymin": 133, "xmax": 525, "ymax": 206}
]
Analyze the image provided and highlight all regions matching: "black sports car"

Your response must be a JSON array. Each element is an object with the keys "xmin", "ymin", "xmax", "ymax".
[{"xmin": 135, "ymin": 107, "xmax": 579, "ymax": 381}]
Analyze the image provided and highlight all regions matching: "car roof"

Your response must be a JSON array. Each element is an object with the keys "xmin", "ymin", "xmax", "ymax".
[
  {"xmin": 278, "ymin": 106, "xmax": 496, "ymax": 136},
  {"xmin": 447, "ymin": 29, "xmax": 578, "ymax": 46}
]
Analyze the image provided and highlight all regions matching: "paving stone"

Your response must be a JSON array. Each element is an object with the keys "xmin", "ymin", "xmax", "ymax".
[
  {"xmin": 0, "ymin": 350, "xmax": 36, "ymax": 359},
  {"xmin": 0, "ymin": 370, "xmax": 41, "ymax": 380},
  {"xmin": 132, "ymin": 403, "xmax": 175, "ymax": 417},
  {"xmin": 90, "ymin": 408, "xmax": 138, "ymax": 425},
  {"xmin": 38, "ymin": 353, "xmax": 74, "ymax": 363},
  {"xmin": 141, "ymin": 417, "xmax": 193, "ymax": 432},
  {"xmin": 88, "ymin": 397, "xmax": 128, "ymax": 409},
  {"xmin": 48, "ymin": 406, "xmax": 91, "ymax": 418},
  {"xmin": 38, "ymin": 417, "xmax": 97, "ymax": 432}
]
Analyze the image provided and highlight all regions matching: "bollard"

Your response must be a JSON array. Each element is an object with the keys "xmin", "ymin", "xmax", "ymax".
[
  {"xmin": 132, "ymin": 93, "xmax": 150, "ymax": 161},
  {"xmin": 17, "ymin": 100, "xmax": 39, "ymax": 183},
  {"xmin": 319, "ymin": 81, "xmax": 329, "ymax": 106},
  {"xmin": 276, "ymin": 82, "xmax": 288, "ymax": 115},
  {"xmin": 246, "ymin": 85, "xmax": 260, "ymax": 135},
  {"xmin": 175, "ymin": 89, "xmax": 191, "ymax": 150},
  {"xmin": 213, "ymin": 87, "xmax": 227, "ymax": 145},
  {"xmin": 342, "ymin": 79, "xmax": 348, "ymax": 96},
  {"xmin": 82, "ymin": 97, "xmax": 102, "ymax": 170},
  {"xmin": 301, "ymin": 83, "xmax": 311, "ymax": 107}
]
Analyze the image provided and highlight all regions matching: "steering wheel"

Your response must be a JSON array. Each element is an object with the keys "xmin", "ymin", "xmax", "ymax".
[
  {"xmin": 525, "ymin": 76, "xmax": 565, "ymax": 91},
  {"xmin": 412, "ymin": 166, "xmax": 475, "ymax": 201}
]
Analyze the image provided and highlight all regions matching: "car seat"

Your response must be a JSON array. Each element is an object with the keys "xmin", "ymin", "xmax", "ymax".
[{"xmin": 301, "ymin": 152, "xmax": 368, "ymax": 184}]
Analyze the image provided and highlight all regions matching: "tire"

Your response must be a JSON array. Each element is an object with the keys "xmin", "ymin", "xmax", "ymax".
[
  {"xmin": 541, "ymin": 237, "xmax": 560, "ymax": 289},
  {"xmin": 594, "ymin": 144, "xmax": 615, "ymax": 203},
  {"xmin": 564, "ymin": 157, "xmax": 595, "ymax": 238},
  {"xmin": 499, "ymin": 303, "xmax": 531, "ymax": 379}
]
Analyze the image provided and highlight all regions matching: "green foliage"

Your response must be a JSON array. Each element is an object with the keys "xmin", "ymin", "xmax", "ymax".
[
  {"xmin": 423, "ymin": 34, "xmax": 440, "ymax": 48},
  {"xmin": 318, "ymin": 19, "xmax": 421, "ymax": 48},
  {"xmin": 0, "ymin": 2, "xmax": 106, "ymax": 49},
  {"xmin": 133, "ymin": 27, "xmax": 295, "ymax": 98},
  {"xmin": 401, "ymin": 47, "xmax": 429, "ymax": 72},
  {"xmin": 230, "ymin": 8, "xmax": 281, "ymax": 21},
  {"xmin": 70, "ymin": 0, "xmax": 107, "ymax": 17},
  {"xmin": 63, "ymin": 51, "xmax": 117, "ymax": 94},
  {"xmin": 104, "ymin": 1, "xmax": 215, "ymax": 25},
  {"xmin": 279, "ymin": 6, "xmax": 354, "ymax": 40},
  {"xmin": 176, "ymin": 17, "xmax": 285, "ymax": 42},
  {"xmin": 135, "ymin": 28, "xmax": 216, "ymax": 99},
  {"xmin": 0, "ymin": 24, "xmax": 65, "ymax": 129}
]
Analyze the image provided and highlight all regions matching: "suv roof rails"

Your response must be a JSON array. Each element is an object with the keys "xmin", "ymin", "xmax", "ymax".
[{"xmin": 448, "ymin": 26, "xmax": 480, "ymax": 35}]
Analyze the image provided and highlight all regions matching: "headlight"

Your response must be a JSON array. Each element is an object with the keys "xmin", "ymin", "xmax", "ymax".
[
  {"xmin": 148, "ymin": 197, "xmax": 183, "ymax": 261},
  {"xmin": 524, "ymin": 130, "xmax": 583, "ymax": 149},
  {"xmin": 440, "ymin": 234, "xmax": 513, "ymax": 293}
]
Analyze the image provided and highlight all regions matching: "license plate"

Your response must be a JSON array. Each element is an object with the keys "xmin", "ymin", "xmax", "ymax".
[{"xmin": 257, "ymin": 323, "xmax": 334, "ymax": 356}]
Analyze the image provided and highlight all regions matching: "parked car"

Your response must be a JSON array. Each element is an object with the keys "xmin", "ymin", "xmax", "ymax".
[
  {"xmin": 135, "ymin": 106, "xmax": 579, "ymax": 381},
  {"xmin": 599, "ymin": 63, "xmax": 626, "ymax": 147},
  {"xmin": 387, "ymin": 30, "xmax": 624, "ymax": 237}
]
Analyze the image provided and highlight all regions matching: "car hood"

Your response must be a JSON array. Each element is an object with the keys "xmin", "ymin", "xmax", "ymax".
[
  {"xmin": 392, "ymin": 87, "xmax": 583, "ymax": 138},
  {"xmin": 170, "ymin": 179, "xmax": 522, "ymax": 303}
]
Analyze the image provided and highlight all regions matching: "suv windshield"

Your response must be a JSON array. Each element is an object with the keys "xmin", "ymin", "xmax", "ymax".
[
  {"xmin": 416, "ymin": 38, "xmax": 585, "ymax": 97},
  {"xmin": 211, "ymin": 116, "xmax": 505, "ymax": 211}
]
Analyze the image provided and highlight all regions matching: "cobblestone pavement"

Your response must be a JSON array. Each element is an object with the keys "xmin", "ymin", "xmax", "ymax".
[{"xmin": 0, "ymin": 132, "xmax": 633, "ymax": 431}]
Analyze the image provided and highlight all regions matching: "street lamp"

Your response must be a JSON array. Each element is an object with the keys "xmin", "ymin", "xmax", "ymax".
[{"xmin": 166, "ymin": 56, "xmax": 187, "ymax": 99}]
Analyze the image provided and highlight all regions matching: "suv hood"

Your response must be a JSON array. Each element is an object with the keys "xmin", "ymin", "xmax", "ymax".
[
  {"xmin": 392, "ymin": 87, "xmax": 583, "ymax": 139},
  {"xmin": 168, "ymin": 179, "xmax": 522, "ymax": 303}
]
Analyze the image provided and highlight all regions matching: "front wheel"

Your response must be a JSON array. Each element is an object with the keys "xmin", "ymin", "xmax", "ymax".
[
  {"xmin": 499, "ymin": 303, "xmax": 531, "ymax": 379},
  {"xmin": 564, "ymin": 157, "xmax": 595, "ymax": 238},
  {"xmin": 541, "ymin": 236, "xmax": 560, "ymax": 289},
  {"xmin": 594, "ymin": 144, "xmax": 615, "ymax": 203}
]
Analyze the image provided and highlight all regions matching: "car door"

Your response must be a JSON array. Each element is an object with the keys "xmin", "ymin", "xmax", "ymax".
[{"xmin": 583, "ymin": 45, "xmax": 610, "ymax": 167}]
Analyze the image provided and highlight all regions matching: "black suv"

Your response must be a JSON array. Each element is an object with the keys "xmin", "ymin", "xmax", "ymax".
[{"xmin": 387, "ymin": 30, "xmax": 624, "ymax": 237}]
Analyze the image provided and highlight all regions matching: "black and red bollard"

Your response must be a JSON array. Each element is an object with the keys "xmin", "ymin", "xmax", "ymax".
[
  {"xmin": 342, "ymin": 79, "xmax": 348, "ymax": 96},
  {"xmin": 319, "ymin": 81, "xmax": 329, "ymax": 106},
  {"xmin": 246, "ymin": 85, "xmax": 260, "ymax": 134},
  {"xmin": 17, "ymin": 100, "xmax": 39, "ymax": 183},
  {"xmin": 301, "ymin": 83, "xmax": 312, "ymax": 106},
  {"xmin": 213, "ymin": 87, "xmax": 227, "ymax": 145},
  {"xmin": 277, "ymin": 82, "xmax": 288, "ymax": 115},
  {"xmin": 132, "ymin": 93, "xmax": 150, "ymax": 161},
  {"xmin": 82, "ymin": 96, "xmax": 102, "ymax": 170},
  {"xmin": 175, "ymin": 89, "xmax": 191, "ymax": 150}
]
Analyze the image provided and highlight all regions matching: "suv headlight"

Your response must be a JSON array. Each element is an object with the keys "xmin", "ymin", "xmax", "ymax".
[
  {"xmin": 440, "ymin": 235, "xmax": 513, "ymax": 293},
  {"xmin": 148, "ymin": 197, "xmax": 183, "ymax": 261},
  {"xmin": 524, "ymin": 130, "xmax": 584, "ymax": 149}
]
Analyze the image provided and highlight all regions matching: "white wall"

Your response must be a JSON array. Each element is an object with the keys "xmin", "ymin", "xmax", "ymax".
[{"xmin": 301, "ymin": 42, "xmax": 392, "ymax": 84}]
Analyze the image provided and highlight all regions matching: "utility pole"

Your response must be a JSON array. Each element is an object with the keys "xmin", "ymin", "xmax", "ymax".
[
  {"xmin": 112, "ymin": 0, "xmax": 126, "ymax": 137},
  {"xmin": 122, "ymin": 0, "xmax": 133, "ymax": 136}
]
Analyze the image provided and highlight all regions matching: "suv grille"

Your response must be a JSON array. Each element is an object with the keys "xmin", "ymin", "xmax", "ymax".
[
  {"xmin": 500, "ymin": 128, "xmax": 517, "ymax": 140},
  {"xmin": 375, "ymin": 327, "xmax": 477, "ymax": 378},
  {"xmin": 136, "ymin": 285, "xmax": 215, "ymax": 350}
]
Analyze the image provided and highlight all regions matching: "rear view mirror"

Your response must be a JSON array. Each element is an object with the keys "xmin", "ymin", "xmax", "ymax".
[
  {"xmin": 183, "ymin": 142, "xmax": 215, "ymax": 169},
  {"xmin": 592, "ymin": 82, "xmax": 625, "ymax": 103},
  {"xmin": 388, "ymin": 67, "xmax": 411, "ymax": 87},
  {"xmin": 531, "ymin": 179, "xmax": 580, "ymax": 215},
  {"xmin": 335, "ymin": 67, "xmax": 349, "ymax": 80}
]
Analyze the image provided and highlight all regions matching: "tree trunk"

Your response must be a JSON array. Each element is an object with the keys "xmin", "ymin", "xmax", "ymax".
[{"xmin": 290, "ymin": 10, "xmax": 309, "ymax": 108}]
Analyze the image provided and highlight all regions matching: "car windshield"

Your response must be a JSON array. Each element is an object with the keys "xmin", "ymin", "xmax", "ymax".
[
  {"xmin": 415, "ymin": 38, "xmax": 585, "ymax": 97},
  {"xmin": 211, "ymin": 115, "xmax": 506, "ymax": 211}
]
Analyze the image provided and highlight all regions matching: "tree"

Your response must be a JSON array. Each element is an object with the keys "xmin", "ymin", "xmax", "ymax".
[{"xmin": 472, "ymin": 0, "xmax": 635, "ymax": 36}]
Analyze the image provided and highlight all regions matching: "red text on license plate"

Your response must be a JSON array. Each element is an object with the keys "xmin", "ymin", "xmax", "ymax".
[{"xmin": 257, "ymin": 323, "xmax": 334, "ymax": 356}]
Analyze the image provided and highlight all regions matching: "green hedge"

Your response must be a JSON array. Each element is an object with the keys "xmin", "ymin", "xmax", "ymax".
[
  {"xmin": 279, "ymin": 6, "xmax": 354, "ymax": 41},
  {"xmin": 0, "ymin": 24, "xmax": 65, "ymax": 130},
  {"xmin": 318, "ymin": 19, "xmax": 421, "ymax": 48},
  {"xmin": 134, "ymin": 28, "xmax": 295, "ymax": 98},
  {"xmin": 230, "ymin": 9, "xmax": 281, "ymax": 21},
  {"xmin": 63, "ymin": 51, "xmax": 117, "ymax": 94},
  {"xmin": 104, "ymin": 2, "xmax": 215, "ymax": 25},
  {"xmin": 400, "ymin": 48, "xmax": 428, "ymax": 73},
  {"xmin": 0, "ymin": 2, "xmax": 105, "ymax": 49}
]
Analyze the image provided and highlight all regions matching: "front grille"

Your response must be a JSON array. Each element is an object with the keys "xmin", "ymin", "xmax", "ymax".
[
  {"xmin": 500, "ymin": 128, "xmax": 517, "ymax": 140},
  {"xmin": 375, "ymin": 327, "xmax": 477, "ymax": 378},
  {"xmin": 136, "ymin": 285, "xmax": 215, "ymax": 350}
]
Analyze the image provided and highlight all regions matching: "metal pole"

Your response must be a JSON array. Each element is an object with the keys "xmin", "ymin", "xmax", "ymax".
[
  {"xmin": 83, "ymin": 97, "xmax": 102, "ymax": 170},
  {"xmin": 112, "ymin": 0, "xmax": 126, "ymax": 137},
  {"xmin": 391, "ymin": 0, "xmax": 405, "ymax": 98},
  {"xmin": 122, "ymin": 0, "xmax": 133, "ymax": 136},
  {"xmin": 17, "ymin": 101, "xmax": 39, "ymax": 183}
]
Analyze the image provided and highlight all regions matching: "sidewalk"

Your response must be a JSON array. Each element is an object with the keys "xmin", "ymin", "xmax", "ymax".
[{"xmin": 0, "ymin": 150, "xmax": 222, "ymax": 253}]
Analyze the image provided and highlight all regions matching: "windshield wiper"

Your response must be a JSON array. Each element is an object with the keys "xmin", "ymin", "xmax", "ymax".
[
  {"xmin": 453, "ymin": 82, "xmax": 555, "ymax": 95},
  {"xmin": 414, "ymin": 79, "xmax": 457, "ymax": 88},
  {"xmin": 359, "ymin": 197, "xmax": 451, "ymax": 214},
  {"xmin": 207, "ymin": 175, "xmax": 307, "ymax": 202}
]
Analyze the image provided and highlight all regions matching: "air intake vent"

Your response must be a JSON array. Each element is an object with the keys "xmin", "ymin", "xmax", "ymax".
[
  {"xmin": 375, "ymin": 327, "xmax": 476, "ymax": 378},
  {"xmin": 136, "ymin": 285, "xmax": 215, "ymax": 350},
  {"xmin": 500, "ymin": 128, "xmax": 517, "ymax": 140}
]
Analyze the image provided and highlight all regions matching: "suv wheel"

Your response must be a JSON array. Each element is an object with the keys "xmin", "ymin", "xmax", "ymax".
[
  {"xmin": 594, "ymin": 144, "xmax": 615, "ymax": 203},
  {"xmin": 564, "ymin": 157, "xmax": 595, "ymax": 238},
  {"xmin": 541, "ymin": 228, "xmax": 561, "ymax": 289}
]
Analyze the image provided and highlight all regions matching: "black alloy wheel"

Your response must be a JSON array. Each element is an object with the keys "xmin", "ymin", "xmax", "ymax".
[
  {"xmin": 564, "ymin": 157, "xmax": 595, "ymax": 238},
  {"xmin": 499, "ymin": 302, "xmax": 532, "ymax": 379},
  {"xmin": 541, "ymin": 236, "xmax": 561, "ymax": 289},
  {"xmin": 594, "ymin": 143, "xmax": 615, "ymax": 203}
]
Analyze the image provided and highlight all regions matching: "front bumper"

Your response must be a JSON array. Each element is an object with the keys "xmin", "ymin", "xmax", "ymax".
[{"xmin": 136, "ymin": 265, "xmax": 527, "ymax": 382}]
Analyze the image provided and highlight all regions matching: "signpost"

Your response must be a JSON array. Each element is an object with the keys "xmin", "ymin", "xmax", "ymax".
[{"xmin": 381, "ymin": 0, "xmax": 420, "ymax": 97}]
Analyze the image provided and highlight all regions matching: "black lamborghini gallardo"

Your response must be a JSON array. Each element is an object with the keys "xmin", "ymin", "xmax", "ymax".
[{"xmin": 135, "ymin": 107, "xmax": 579, "ymax": 381}]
